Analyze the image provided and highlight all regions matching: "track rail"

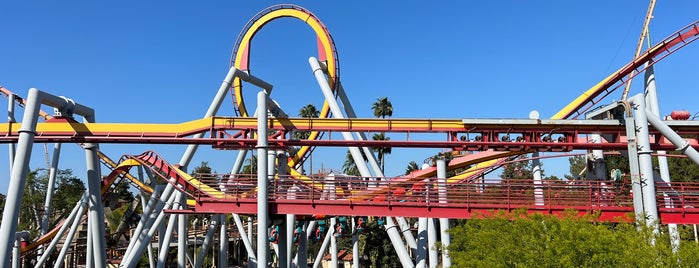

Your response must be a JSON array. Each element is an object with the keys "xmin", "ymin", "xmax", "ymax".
[
  {"xmin": 0, "ymin": 117, "xmax": 696, "ymax": 152},
  {"xmin": 230, "ymin": 4, "xmax": 339, "ymax": 169},
  {"xmin": 553, "ymin": 20, "xmax": 699, "ymax": 120}
]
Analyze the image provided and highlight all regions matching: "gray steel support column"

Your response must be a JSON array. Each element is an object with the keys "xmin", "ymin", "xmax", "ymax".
[
  {"xmin": 340, "ymin": 70, "xmax": 417, "ymax": 257},
  {"xmin": 144, "ymin": 66, "xmax": 265, "ymax": 268},
  {"xmin": 415, "ymin": 218, "xmax": 428, "ymax": 268},
  {"xmin": 86, "ymin": 221, "xmax": 93, "ymax": 268},
  {"xmin": 35, "ymin": 193, "xmax": 87, "ymax": 268},
  {"xmin": 336, "ymin": 84, "xmax": 384, "ymax": 181},
  {"xmin": 645, "ymin": 110, "xmax": 699, "ymax": 165},
  {"xmin": 195, "ymin": 217, "xmax": 219, "ymax": 268},
  {"xmin": 13, "ymin": 231, "xmax": 28, "ymax": 268},
  {"xmin": 352, "ymin": 218, "xmax": 359, "ymax": 268},
  {"xmin": 158, "ymin": 215, "xmax": 167, "ymax": 263},
  {"xmin": 313, "ymin": 226, "xmax": 333, "ymax": 268},
  {"xmin": 160, "ymin": 194, "xmax": 183, "ymax": 267},
  {"xmin": 52, "ymin": 199, "xmax": 87, "ymax": 268},
  {"xmin": 385, "ymin": 217, "xmax": 415, "ymax": 268},
  {"xmin": 136, "ymin": 170, "xmax": 157, "ymax": 268},
  {"xmin": 295, "ymin": 221, "xmax": 311, "ymax": 268},
  {"xmin": 233, "ymin": 214, "xmax": 257, "ymax": 266},
  {"xmin": 267, "ymin": 150, "xmax": 279, "ymax": 267},
  {"xmin": 156, "ymin": 213, "xmax": 178, "ymax": 268},
  {"xmin": 257, "ymin": 91, "xmax": 270, "ymax": 268},
  {"xmin": 0, "ymin": 88, "xmax": 93, "ymax": 267},
  {"xmin": 644, "ymin": 65, "xmax": 680, "ymax": 250},
  {"xmin": 311, "ymin": 57, "xmax": 414, "ymax": 267},
  {"xmin": 122, "ymin": 185, "xmax": 171, "ymax": 261},
  {"xmin": 645, "ymin": 108, "xmax": 699, "ymax": 244},
  {"xmin": 177, "ymin": 192, "xmax": 187, "ymax": 268},
  {"xmin": 122, "ymin": 191, "xmax": 178, "ymax": 267},
  {"xmin": 629, "ymin": 95, "xmax": 659, "ymax": 229},
  {"xmin": 248, "ymin": 218, "xmax": 254, "ymax": 268},
  {"xmin": 532, "ymin": 152, "xmax": 545, "ymax": 206},
  {"xmin": 41, "ymin": 143, "xmax": 61, "ymax": 235},
  {"xmin": 220, "ymin": 214, "xmax": 228, "ymax": 268},
  {"xmin": 438, "ymin": 219, "xmax": 451, "ymax": 267},
  {"xmin": 427, "ymin": 219, "xmax": 437, "ymax": 268},
  {"xmin": 330, "ymin": 217, "xmax": 338, "ymax": 268},
  {"xmin": 396, "ymin": 217, "xmax": 417, "ymax": 255},
  {"xmin": 308, "ymin": 57, "xmax": 372, "ymax": 179},
  {"xmin": 80, "ymin": 104, "xmax": 106, "ymax": 267},
  {"xmin": 278, "ymin": 220, "xmax": 288, "ymax": 268},
  {"xmin": 437, "ymin": 159, "xmax": 447, "ymax": 204},
  {"xmin": 436, "ymin": 159, "xmax": 451, "ymax": 267},
  {"xmin": 278, "ymin": 154, "xmax": 295, "ymax": 268},
  {"xmin": 623, "ymin": 106, "xmax": 645, "ymax": 221}
]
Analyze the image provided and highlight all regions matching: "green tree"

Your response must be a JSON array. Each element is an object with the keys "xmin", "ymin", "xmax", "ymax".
[
  {"xmin": 114, "ymin": 180, "xmax": 134, "ymax": 203},
  {"xmin": 371, "ymin": 97, "xmax": 393, "ymax": 119},
  {"xmin": 359, "ymin": 220, "xmax": 401, "ymax": 267},
  {"xmin": 242, "ymin": 155, "xmax": 257, "ymax": 174},
  {"xmin": 371, "ymin": 97, "xmax": 393, "ymax": 174},
  {"xmin": 665, "ymin": 152, "xmax": 699, "ymax": 182},
  {"xmin": 448, "ymin": 210, "xmax": 699, "ymax": 267},
  {"xmin": 18, "ymin": 170, "xmax": 46, "ymax": 235},
  {"xmin": 12, "ymin": 169, "xmax": 86, "ymax": 239},
  {"xmin": 500, "ymin": 156, "xmax": 534, "ymax": 181},
  {"xmin": 295, "ymin": 104, "xmax": 320, "ymax": 140},
  {"xmin": 404, "ymin": 161, "xmax": 419, "ymax": 175},
  {"xmin": 342, "ymin": 150, "xmax": 362, "ymax": 176},
  {"xmin": 192, "ymin": 161, "xmax": 213, "ymax": 175},
  {"xmin": 51, "ymin": 170, "xmax": 86, "ymax": 224},
  {"xmin": 565, "ymin": 155, "xmax": 587, "ymax": 180},
  {"xmin": 372, "ymin": 132, "xmax": 392, "ymax": 173}
]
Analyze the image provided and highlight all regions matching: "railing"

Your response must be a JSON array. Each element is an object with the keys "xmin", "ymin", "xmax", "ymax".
[{"xmin": 185, "ymin": 174, "xmax": 699, "ymax": 222}]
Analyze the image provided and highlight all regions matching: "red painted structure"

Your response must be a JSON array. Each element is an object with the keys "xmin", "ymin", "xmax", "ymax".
[{"xmin": 180, "ymin": 174, "xmax": 699, "ymax": 224}]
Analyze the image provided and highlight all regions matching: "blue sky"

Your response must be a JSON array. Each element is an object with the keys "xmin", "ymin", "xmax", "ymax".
[{"xmin": 1, "ymin": 1, "xmax": 699, "ymax": 194}]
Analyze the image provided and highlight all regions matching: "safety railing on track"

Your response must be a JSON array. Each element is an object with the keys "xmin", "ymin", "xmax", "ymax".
[{"xmin": 187, "ymin": 174, "xmax": 699, "ymax": 216}]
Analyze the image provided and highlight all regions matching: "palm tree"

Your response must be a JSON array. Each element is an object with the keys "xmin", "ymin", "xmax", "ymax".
[
  {"xmin": 295, "ymin": 104, "xmax": 320, "ymax": 173},
  {"xmin": 371, "ymin": 97, "xmax": 393, "ymax": 118},
  {"xmin": 299, "ymin": 104, "xmax": 320, "ymax": 118},
  {"xmin": 342, "ymin": 150, "xmax": 368, "ymax": 176},
  {"xmin": 295, "ymin": 104, "xmax": 320, "ymax": 140},
  {"xmin": 404, "ymin": 161, "xmax": 419, "ymax": 175},
  {"xmin": 371, "ymin": 97, "xmax": 393, "ymax": 173},
  {"xmin": 242, "ymin": 155, "xmax": 258, "ymax": 174},
  {"xmin": 372, "ymin": 133, "xmax": 392, "ymax": 173}
]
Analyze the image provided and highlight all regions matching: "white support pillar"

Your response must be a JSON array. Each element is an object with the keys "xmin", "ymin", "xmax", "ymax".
[
  {"xmin": 352, "ymin": 217, "xmax": 359, "ymax": 268},
  {"xmin": 41, "ymin": 143, "xmax": 61, "ymax": 235},
  {"xmin": 220, "ymin": 214, "xmax": 228, "ymax": 268},
  {"xmin": 624, "ymin": 107, "xmax": 646, "ymax": 222},
  {"xmin": 232, "ymin": 214, "xmax": 257, "ymax": 267},
  {"xmin": 330, "ymin": 217, "xmax": 338, "ymax": 268},
  {"xmin": 629, "ymin": 94, "xmax": 659, "ymax": 231},
  {"xmin": 436, "ymin": 159, "xmax": 451, "ymax": 268},
  {"xmin": 257, "ymin": 91, "xmax": 270, "ymax": 268},
  {"xmin": 0, "ymin": 88, "xmax": 94, "ymax": 267},
  {"xmin": 645, "ymin": 65, "xmax": 680, "ymax": 250},
  {"xmin": 415, "ymin": 218, "xmax": 428, "ymax": 268},
  {"xmin": 427, "ymin": 219, "xmax": 437, "ymax": 268},
  {"xmin": 313, "ymin": 226, "xmax": 333, "ymax": 268}
]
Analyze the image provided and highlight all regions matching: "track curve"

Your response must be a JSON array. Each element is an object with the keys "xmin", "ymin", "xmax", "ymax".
[
  {"xmin": 230, "ymin": 4, "xmax": 340, "ymax": 168},
  {"xmin": 442, "ymin": 20, "xmax": 699, "ymax": 184}
]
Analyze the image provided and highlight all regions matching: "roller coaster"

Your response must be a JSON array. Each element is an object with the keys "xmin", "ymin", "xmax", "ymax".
[{"xmin": 2, "ymin": 3, "xmax": 699, "ymax": 268}]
